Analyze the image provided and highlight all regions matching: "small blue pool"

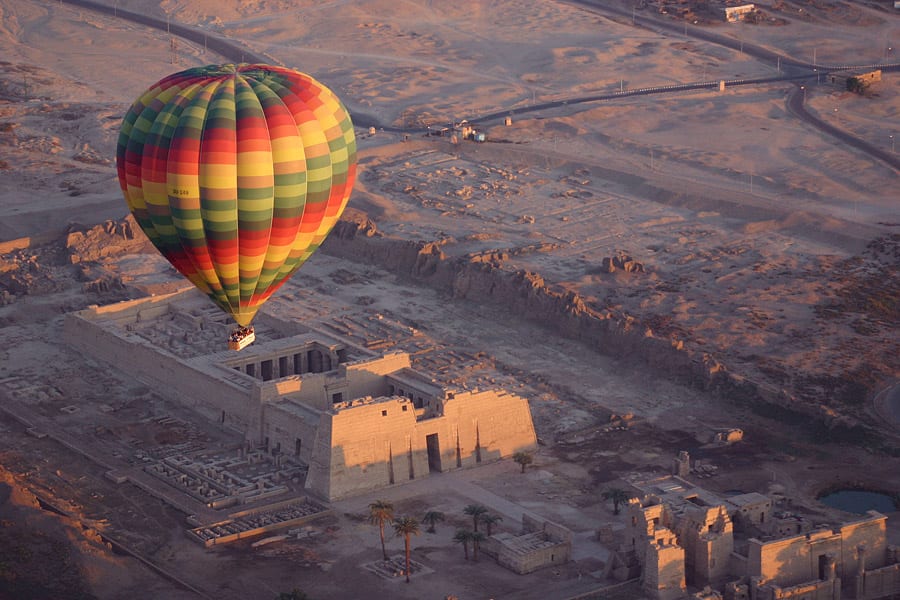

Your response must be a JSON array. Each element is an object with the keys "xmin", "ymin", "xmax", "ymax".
[{"xmin": 818, "ymin": 490, "xmax": 897, "ymax": 515}]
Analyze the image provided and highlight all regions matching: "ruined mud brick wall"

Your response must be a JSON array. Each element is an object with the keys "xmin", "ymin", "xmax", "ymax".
[{"xmin": 186, "ymin": 496, "xmax": 331, "ymax": 547}]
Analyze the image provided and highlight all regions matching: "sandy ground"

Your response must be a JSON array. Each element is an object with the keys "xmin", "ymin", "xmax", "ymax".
[{"xmin": 0, "ymin": 1, "xmax": 899, "ymax": 598}]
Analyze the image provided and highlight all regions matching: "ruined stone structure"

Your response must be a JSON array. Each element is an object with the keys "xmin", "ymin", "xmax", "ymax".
[
  {"xmin": 674, "ymin": 450, "xmax": 692, "ymax": 478},
  {"xmin": 64, "ymin": 289, "xmax": 537, "ymax": 501},
  {"xmin": 724, "ymin": 5, "xmax": 755, "ymax": 22},
  {"xmin": 621, "ymin": 474, "xmax": 900, "ymax": 600},
  {"xmin": 483, "ymin": 513, "xmax": 572, "ymax": 575}
]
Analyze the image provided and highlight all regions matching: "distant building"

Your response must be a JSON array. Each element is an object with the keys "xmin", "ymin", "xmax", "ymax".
[
  {"xmin": 724, "ymin": 5, "xmax": 755, "ymax": 22},
  {"xmin": 830, "ymin": 69, "xmax": 882, "ymax": 89},
  {"xmin": 616, "ymin": 473, "xmax": 900, "ymax": 600}
]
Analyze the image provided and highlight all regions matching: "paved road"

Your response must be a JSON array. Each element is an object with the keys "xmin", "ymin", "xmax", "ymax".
[
  {"xmin": 786, "ymin": 80, "xmax": 900, "ymax": 170},
  {"xmin": 64, "ymin": 0, "xmax": 900, "ymax": 170},
  {"xmin": 567, "ymin": 0, "xmax": 898, "ymax": 74},
  {"xmin": 62, "ymin": 0, "xmax": 274, "ymax": 65},
  {"xmin": 874, "ymin": 380, "xmax": 900, "ymax": 434}
]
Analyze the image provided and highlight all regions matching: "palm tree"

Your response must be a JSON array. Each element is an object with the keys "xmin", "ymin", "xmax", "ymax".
[
  {"xmin": 368, "ymin": 499, "xmax": 394, "ymax": 561},
  {"xmin": 513, "ymin": 451, "xmax": 533, "ymax": 473},
  {"xmin": 422, "ymin": 510, "xmax": 445, "ymax": 533},
  {"xmin": 463, "ymin": 503, "xmax": 488, "ymax": 532},
  {"xmin": 481, "ymin": 513, "xmax": 503, "ymax": 536},
  {"xmin": 602, "ymin": 488, "xmax": 631, "ymax": 515},
  {"xmin": 471, "ymin": 531, "xmax": 486, "ymax": 562},
  {"xmin": 393, "ymin": 516, "xmax": 420, "ymax": 583},
  {"xmin": 453, "ymin": 528, "xmax": 473, "ymax": 560}
]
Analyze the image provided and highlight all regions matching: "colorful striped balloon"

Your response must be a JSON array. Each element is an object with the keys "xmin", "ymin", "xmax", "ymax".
[{"xmin": 116, "ymin": 64, "xmax": 356, "ymax": 326}]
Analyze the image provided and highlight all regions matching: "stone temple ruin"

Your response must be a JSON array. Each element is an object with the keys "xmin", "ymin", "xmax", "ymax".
[
  {"xmin": 483, "ymin": 513, "xmax": 572, "ymax": 575},
  {"xmin": 63, "ymin": 288, "xmax": 538, "ymax": 502},
  {"xmin": 609, "ymin": 471, "xmax": 900, "ymax": 600}
]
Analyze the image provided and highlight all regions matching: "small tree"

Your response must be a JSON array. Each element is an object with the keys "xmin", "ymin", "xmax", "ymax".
[
  {"xmin": 453, "ymin": 528, "xmax": 473, "ymax": 560},
  {"xmin": 481, "ymin": 513, "xmax": 503, "ymax": 536},
  {"xmin": 847, "ymin": 76, "xmax": 868, "ymax": 95},
  {"xmin": 513, "ymin": 451, "xmax": 533, "ymax": 473},
  {"xmin": 471, "ymin": 531, "xmax": 487, "ymax": 562},
  {"xmin": 368, "ymin": 499, "xmax": 394, "ymax": 561},
  {"xmin": 422, "ymin": 510, "xmax": 445, "ymax": 533},
  {"xmin": 393, "ymin": 516, "xmax": 421, "ymax": 583},
  {"xmin": 602, "ymin": 488, "xmax": 631, "ymax": 515},
  {"xmin": 463, "ymin": 504, "xmax": 488, "ymax": 532}
]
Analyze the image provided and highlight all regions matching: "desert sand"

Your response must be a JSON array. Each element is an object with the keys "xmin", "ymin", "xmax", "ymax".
[{"xmin": 0, "ymin": 1, "xmax": 898, "ymax": 598}]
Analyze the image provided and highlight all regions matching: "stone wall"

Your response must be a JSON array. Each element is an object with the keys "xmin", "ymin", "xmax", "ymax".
[
  {"xmin": 66, "ymin": 294, "xmax": 537, "ymax": 503},
  {"xmin": 644, "ymin": 540, "xmax": 687, "ymax": 600},
  {"xmin": 744, "ymin": 513, "xmax": 887, "ymax": 587},
  {"xmin": 680, "ymin": 505, "xmax": 733, "ymax": 587},
  {"xmin": 305, "ymin": 387, "xmax": 537, "ymax": 500},
  {"xmin": 840, "ymin": 514, "xmax": 889, "ymax": 574},
  {"xmin": 484, "ymin": 515, "xmax": 572, "ymax": 575},
  {"xmin": 856, "ymin": 561, "xmax": 900, "ymax": 599},
  {"xmin": 756, "ymin": 578, "xmax": 840, "ymax": 600},
  {"xmin": 64, "ymin": 301, "xmax": 257, "ymax": 431}
]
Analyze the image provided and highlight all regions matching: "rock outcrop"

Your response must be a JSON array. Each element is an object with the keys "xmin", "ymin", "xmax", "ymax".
[
  {"xmin": 321, "ymin": 213, "xmax": 873, "ymax": 432},
  {"xmin": 65, "ymin": 215, "xmax": 150, "ymax": 264}
]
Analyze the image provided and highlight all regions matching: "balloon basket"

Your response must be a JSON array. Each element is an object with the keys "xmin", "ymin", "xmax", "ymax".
[{"xmin": 228, "ymin": 326, "xmax": 255, "ymax": 351}]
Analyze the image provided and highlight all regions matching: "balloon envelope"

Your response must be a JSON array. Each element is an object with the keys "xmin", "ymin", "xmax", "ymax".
[{"xmin": 116, "ymin": 63, "xmax": 356, "ymax": 326}]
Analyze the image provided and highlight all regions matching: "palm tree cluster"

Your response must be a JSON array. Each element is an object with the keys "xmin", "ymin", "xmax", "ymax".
[
  {"xmin": 454, "ymin": 504, "xmax": 502, "ymax": 561},
  {"xmin": 368, "ymin": 499, "xmax": 421, "ymax": 583},
  {"xmin": 368, "ymin": 501, "xmax": 507, "ymax": 575}
]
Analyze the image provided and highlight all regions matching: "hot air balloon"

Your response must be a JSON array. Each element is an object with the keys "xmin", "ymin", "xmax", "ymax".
[{"xmin": 116, "ymin": 64, "xmax": 356, "ymax": 350}]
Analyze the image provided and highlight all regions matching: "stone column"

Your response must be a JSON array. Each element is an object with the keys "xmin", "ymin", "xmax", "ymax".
[{"xmin": 855, "ymin": 545, "xmax": 867, "ymax": 600}]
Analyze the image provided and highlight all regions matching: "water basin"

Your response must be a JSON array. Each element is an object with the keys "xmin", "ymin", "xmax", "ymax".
[{"xmin": 818, "ymin": 490, "xmax": 897, "ymax": 515}]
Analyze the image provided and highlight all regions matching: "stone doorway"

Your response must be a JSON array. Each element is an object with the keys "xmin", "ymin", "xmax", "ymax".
[{"xmin": 426, "ymin": 434, "xmax": 442, "ymax": 473}]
